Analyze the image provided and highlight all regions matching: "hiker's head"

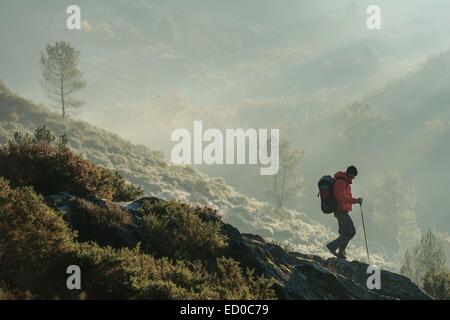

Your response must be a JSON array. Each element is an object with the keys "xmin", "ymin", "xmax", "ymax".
[{"xmin": 346, "ymin": 165, "xmax": 358, "ymax": 180}]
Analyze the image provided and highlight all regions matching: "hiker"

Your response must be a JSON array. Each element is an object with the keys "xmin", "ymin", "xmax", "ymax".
[{"xmin": 326, "ymin": 166, "xmax": 363, "ymax": 260}]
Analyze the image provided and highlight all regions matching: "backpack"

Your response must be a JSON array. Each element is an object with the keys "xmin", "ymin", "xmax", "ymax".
[{"xmin": 317, "ymin": 175, "xmax": 337, "ymax": 214}]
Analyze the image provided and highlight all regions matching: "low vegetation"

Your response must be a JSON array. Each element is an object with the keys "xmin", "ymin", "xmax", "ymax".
[
  {"xmin": 400, "ymin": 230, "xmax": 450, "ymax": 299},
  {"xmin": 139, "ymin": 200, "xmax": 227, "ymax": 260},
  {"xmin": 0, "ymin": 126, "xmax": 143, "ymax": 201},
  {"xmin": 0, "ymin": 127, "xmax": 275, "ymax": 300}
]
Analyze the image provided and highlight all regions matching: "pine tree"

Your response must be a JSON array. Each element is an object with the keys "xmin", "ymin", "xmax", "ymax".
[{"xmin": 40, "ymin": 41, "xmax": 86, "ymax": 118}]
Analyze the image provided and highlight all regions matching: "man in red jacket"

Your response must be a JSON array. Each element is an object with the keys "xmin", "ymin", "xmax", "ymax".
[{"xmin": 326, "ymin": 165, "xmax": 363, "ymax": 260}]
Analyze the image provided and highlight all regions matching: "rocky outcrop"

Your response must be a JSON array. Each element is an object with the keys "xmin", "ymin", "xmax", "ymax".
[
  {"xmin": 226, "ymin": 229, "xmax": 431, "ymax": 300},
  {"xmin": 46, "ymin": 195, "xmax": 432, "ymax": 300}
]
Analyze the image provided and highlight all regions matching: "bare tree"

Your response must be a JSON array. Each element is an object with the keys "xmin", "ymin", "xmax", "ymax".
[
  {"xmin": 40, "ymin": 41, "xmax": 86, "ymax": 118},
  {"xmin": 259, "ymin": 139, "xmax": 304, "ymax": 210}
]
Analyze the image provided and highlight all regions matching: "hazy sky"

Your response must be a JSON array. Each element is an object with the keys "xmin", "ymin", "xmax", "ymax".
[{"xmin": 3, "ymin": 0, "xmax": 450, "ymax": 105}]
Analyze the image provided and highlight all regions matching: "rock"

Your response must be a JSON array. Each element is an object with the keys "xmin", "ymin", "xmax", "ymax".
[
  {"xmin": 121, "ymin": 196, "xmax": 165, "ymax": 213},
  {"xmin": 44, "ymin": 192, "xmax": 76, "ymax": 225},
  {"xmin": 323, "ymin": 259, "xmax": 432, "ymax": 300},
  {"xmin": 223, "ymin": 227, "xmax": 432, "ymax": 299},
  {"xmin": 242, "ymin": 233, "xmax": 266, "ymax": 243},
  {"xmin": 290, "ymin": 252, "xmax": 325, "ymax": 264}
]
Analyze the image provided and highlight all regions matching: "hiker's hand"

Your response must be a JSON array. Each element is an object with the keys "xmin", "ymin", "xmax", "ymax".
[{"xmin": 358, "ymin": 198, "xmax": 363, "ymax": 205}]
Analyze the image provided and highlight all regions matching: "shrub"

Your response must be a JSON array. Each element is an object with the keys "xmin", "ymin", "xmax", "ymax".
[
  {"xmin": 0, "ymin": 280, "xmax": 33, "ymax": 300},
  {"xmin": 210, "ymin": 257, "xmax": 276, "ymax": 300},
  {"xmin": 0, "ymin": 127, "xmax": 143, "ymax": 201},
  {"xmin": 67, "ymin": 243, "xmax": 193, "ymax": 299},
  {"xmin": 0, "ymin": 177, "xmax": 74, "ymax": 294},
  {"xmin": 107, "ymin": 169, "xmax": 144, "ymax": 202},
  {"xmin": 0, "ymin": 140, "xmax": 111, "ymax": 199},
  {"xmin": 33, "ymin": 124, "xmax": 56, "ymax": 144},
  {"xmin": 139, "ymin": 200, "xmax": 227, "ymax": 260},
  {"xmin": 422, "ymin": 269, "xmax": 450, "ymax": 300},
  {"xmin": 68, "ymin": 197, "xmax": 134, "ymax": 247},
  {"xmin": 66, "ymin": 243, "xmax": 275, "ymax": 300}
]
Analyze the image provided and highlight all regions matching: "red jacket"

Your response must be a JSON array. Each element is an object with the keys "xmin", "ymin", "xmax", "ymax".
[{"xmin": 333, "ymin": 171, "xmax": 358, "ymax": 212}]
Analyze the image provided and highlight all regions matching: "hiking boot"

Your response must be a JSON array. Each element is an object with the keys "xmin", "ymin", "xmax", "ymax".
[
  {"xmin": 337, "ymin": 252, "xmax": 347, "ymax": 260},
  {"xmin": 326, "ymin": 243, "xmax": 338, "ymax": 258}
]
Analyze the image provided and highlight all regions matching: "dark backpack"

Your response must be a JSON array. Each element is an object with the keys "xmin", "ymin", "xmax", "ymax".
[{"xmin": 317, "ymin": 175, "xmax": 337, "ymax": 214}]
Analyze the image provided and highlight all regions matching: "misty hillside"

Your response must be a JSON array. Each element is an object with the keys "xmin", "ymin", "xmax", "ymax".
[
  {"xmin": 0, "ymin": 81, "xmax": 395, "ymax": 268},
  {"xmin": 131, "ymin": 49, "xmax": 450, "ymax": 263},
  {"xmin": 0, "ymin": 121, "xmax": 431, "ymax": 300},
  {"xmin": 367, "ymin": 50, "xmax": 450, "ymax": 230}
]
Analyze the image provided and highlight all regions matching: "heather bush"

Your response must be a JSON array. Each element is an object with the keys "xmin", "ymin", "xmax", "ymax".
[
  {"xmin": 0, "ymin": 177, "xmax": 74, "ymax": 295},
  {"xmin": 0, "ymin": 278, "xmax": 32, "ymax": 300},
  {"xmin": 139, "ymin": 200, "xmax": 227, "ymax": 260},
  {"xmin": 68, "ymin": 197, "xmax": 134, "ymax": 247},
  {"xmin": 108, "ymin": 169, "xmax": 144, "ymax": 202},
  {"xmin": 68, "ymin": 243, "xmax": 275, "ymax": 300},
  {"xmin": 0, "ymin": 127, "xmax": 143, "ymax": 201},
  {"xmin": 422, "ymin": 269, "xmax": 450, "ymax": 300}
]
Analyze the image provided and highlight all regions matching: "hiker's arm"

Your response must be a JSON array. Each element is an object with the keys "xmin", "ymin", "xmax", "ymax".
[{"xmin": 334, "ymin": 182, "xmax": 355, "ymax": 204}]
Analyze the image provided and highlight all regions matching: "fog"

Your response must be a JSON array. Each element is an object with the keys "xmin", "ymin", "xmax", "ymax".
[{"xmin": 1, "ymin": 0, "xmax": 450, "ymax": 262}]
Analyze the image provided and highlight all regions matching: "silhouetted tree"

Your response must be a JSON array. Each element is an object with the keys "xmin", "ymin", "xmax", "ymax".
[
  {"xmin": 40, "ymin": 41, "xmax": 86, "ymax": 118},
  {"xmin": 259, "ymin": 139, "xmax": 304, "ymax": 210}
]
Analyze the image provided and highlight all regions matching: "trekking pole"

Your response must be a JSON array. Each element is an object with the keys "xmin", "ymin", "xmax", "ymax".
[{"xmin": 360, "ymin": 204, "xmax": 370, "ymax": 263}]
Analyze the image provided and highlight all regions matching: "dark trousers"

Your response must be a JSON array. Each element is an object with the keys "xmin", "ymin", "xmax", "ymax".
[{"xmin": 328, "ymin": 211, "xmax": 356, "ymax": 253}]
